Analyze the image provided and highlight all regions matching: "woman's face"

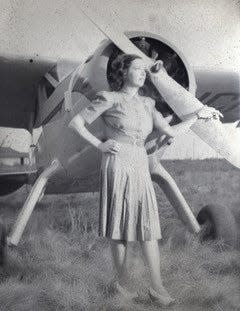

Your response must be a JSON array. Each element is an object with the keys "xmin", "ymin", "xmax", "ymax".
[{"xmin": 125, "ymin": 58, "xmax": 147, "ymax": 88}]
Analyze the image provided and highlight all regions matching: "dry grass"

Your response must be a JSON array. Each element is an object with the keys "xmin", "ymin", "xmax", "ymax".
[{"xmin": 0, "ymin": 159, "xmax": 239, "ymax": 310}]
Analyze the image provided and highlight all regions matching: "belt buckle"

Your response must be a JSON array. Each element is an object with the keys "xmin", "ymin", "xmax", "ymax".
[{"xmin": 133, "ymin": 137, "xmax": 142, "ymax": 146}]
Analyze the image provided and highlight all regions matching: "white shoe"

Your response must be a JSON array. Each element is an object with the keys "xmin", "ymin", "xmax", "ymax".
[
  {"xmin": 113, "ymin": 281, "xmax": 138, "ymax": 300},
  {"xmin": 149, "ymin": 287, "xmax": 175, "ymax": 306}
]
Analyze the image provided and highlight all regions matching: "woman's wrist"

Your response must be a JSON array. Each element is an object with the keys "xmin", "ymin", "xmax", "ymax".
[
  {"xmin": 196, "ymin": 106, "xmax": 206, "ymax": 119},
  {"xmin": 94, "ymin": 140, "xmax": 103, "ymax": 149}
]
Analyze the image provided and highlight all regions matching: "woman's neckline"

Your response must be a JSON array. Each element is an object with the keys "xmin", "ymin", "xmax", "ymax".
[
  {"xmin": 120, "ymin": 90, "xmax": 142, "ymax": 100},
  {"xmin": 119, "ymin": 91, "xmax": 145, "ymax": 108},
  {"xmin": 120, "ymin": 87, "xmax": 139, "ymax": 98}
]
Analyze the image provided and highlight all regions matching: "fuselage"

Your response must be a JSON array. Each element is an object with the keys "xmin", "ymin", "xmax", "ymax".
[
  {"xmin": 0, "ymin": 34, "xmax": 239, "ymax": 196},
  {"xmin": 36, "ymin": 36, "xmax": 240, "ymax": 195}
]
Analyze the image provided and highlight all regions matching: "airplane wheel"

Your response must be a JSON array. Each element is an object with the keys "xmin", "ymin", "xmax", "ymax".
[
  {"xmin": 197, "ymin": 204, "xmax": 238, "ymax": 247},
  {"xmin": 0, "ymin": 219, "xmax": 7, "ymax": 266}
]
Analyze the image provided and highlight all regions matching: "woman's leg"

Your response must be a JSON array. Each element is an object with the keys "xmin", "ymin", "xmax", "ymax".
[
  {"xmin": 140, "ymin": 240, "xmax": 170, "ymax": 295},
  {"xmin": 111, "ymin": 240, "xmax": 128, "ymax": 286}
]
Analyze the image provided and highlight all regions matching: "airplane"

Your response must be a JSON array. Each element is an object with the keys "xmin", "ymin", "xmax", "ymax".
[{"xmin": 0, "ymin": 4, "xmax": 239, "ymax": 263}]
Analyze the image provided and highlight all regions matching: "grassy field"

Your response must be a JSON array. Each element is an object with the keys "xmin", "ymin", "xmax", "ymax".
[{"xmin": 0, "ymin": 159, "xmax": 240, "ymax": 311}]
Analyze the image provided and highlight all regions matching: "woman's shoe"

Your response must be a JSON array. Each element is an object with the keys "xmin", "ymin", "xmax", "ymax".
[
  {"xmin": 113, "ymin": 281, "xmax": 138, "ymax": 300},
  {"xmin": 148, "ymin": 287, "xmax": 175, "ymax": 307}
]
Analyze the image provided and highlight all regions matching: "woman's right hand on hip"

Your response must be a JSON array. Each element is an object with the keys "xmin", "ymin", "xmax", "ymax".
[{"xmin": 97, "ymin": 139, "xmax": 121, "ymax": 154}]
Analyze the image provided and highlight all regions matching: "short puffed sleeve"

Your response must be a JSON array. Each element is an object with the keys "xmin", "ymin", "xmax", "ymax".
[
  {"xmin": 149, "ymin": 98, "xmax": 171, "ymax": 132},
  {"xmin": 78, "ymin": 91, "xmax": 113, "ymax": 124}
]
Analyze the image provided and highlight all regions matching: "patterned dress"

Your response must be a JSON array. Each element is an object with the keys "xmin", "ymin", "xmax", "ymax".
[{"xmin": 78, "ymin": 91, "xmax": 170, "ymax": 241}]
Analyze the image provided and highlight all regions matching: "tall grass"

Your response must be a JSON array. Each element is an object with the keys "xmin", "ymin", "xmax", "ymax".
[{"xmin": 0, "ymin": 159, "xmax": 239, "ymax": 310}]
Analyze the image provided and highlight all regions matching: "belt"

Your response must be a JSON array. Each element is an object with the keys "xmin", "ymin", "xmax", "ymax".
[{"xmin": 109, "ymin": 135, "xmax": 145, "ymax": 147}]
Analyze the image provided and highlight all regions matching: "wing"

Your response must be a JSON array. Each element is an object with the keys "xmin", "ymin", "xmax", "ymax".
[
  {"xmin": 0, "ymin": 56, "xmax": 54, "ymax": 129},
  {"xmin": 0, "ymin": 57, "xmax": 80, "ymax": 130},
  {"xmin": 195, "ymin": 70, "xmax": 240, "ymax": 124}
]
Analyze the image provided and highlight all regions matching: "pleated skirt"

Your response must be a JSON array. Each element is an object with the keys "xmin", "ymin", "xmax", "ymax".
[{"xmin": 99, "ymin": 143, "xmax": 161, "ymax": 241}]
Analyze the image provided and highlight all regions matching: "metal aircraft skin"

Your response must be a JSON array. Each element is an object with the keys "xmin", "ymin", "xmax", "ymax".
[
  {"xmin": 0, "ymin": 32, "xmax": 239, "ymax": 197},
  {"xmin": 0, "ymin": 6, "xmax": 239, "ymax": 249}
]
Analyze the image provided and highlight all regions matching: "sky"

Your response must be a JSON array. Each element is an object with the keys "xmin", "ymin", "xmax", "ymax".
[{"xmin": 1, "ymin": 0, "xmax": 239, "ymax": 69}]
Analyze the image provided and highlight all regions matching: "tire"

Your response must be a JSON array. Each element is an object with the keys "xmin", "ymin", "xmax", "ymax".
[
  {"xmin": 0, "ymin": 219, "xmax": 7, "ymax": 266},
  {"xmin": 197, "ymin": 204, "xmax": 238, "ymax": 247}
]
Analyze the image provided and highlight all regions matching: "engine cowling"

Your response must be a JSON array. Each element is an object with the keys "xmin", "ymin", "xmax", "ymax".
[{"xmin": 79, "ymin": 32, "xmax": 196, "ymax": 96}]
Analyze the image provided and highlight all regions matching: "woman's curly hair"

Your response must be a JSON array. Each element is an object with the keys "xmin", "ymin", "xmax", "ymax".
[{"xmin": 109, "ymin": 54, "xmax": 142, "ymax": 91}]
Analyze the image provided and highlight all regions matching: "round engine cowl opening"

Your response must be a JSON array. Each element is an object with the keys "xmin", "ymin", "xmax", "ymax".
[{"xmin": 106, "ymin": 35, "xmax": 194, "ymax": 119}]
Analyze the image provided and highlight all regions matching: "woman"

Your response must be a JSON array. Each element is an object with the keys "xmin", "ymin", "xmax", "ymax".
[{"xmin": 68, "ymin": 54, "xmax": 222, "ymax": 306}]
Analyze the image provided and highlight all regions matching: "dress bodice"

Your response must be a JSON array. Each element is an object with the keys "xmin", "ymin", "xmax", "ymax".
[
  {"xmin": 78, "ymin": 90, "xmax": 170, "ymax": 143},
  {"xmin": 101, "ymin": 92, "xmax": 154, "ymax": 141}
]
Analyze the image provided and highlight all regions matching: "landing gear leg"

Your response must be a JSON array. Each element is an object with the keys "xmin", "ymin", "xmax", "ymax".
[
  {"xmin": 8, "ymin": 159, "xmax": 61, "ymax": 246},
  {"xmin": 148, "ymin": 155, "xmax": 200, "ymax": 234}
]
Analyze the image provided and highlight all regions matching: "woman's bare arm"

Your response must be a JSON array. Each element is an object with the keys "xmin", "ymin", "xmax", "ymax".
[
  {"xmin": 152, "ymin": 111, "xmax": 194, "ymax": 139},
  {"xmin": 68, "ymin": 114, "xmax": 120, "ymax": 154},
  {"xmin": 155, "ymin": 105, "xmax": 223, "ymax": 140},
  {"xmin": 168, "ymin": 114, "xmax": 198, "ymax": 138},
  {"xmin": 68, "ymin": 114, "xmax": 102, "ymax": 148},
  {"xmin": 149, "ymin": 60, "xmax": 224, "ymax": 140}
]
